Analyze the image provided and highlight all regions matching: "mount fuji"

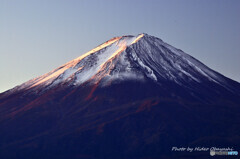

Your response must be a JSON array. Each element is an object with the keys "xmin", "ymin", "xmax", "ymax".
[{"xmin": 0, "ymin": 33, "xmax": 240, "ymax": 159}]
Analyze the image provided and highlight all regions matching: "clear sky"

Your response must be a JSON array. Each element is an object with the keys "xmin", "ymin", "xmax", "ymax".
[{"xmin": 0, "ymin": 0, "xmax": 240, "ymax": 93}]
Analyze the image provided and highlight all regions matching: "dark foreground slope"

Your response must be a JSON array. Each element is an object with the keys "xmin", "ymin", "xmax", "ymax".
[{"xmin": 0, "ymin": 34, "xmax": 240, "ymax": 159}]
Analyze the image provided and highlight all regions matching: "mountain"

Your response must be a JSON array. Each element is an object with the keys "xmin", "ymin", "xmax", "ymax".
[{"xmin": 0, "ymin": 33, "xmax": 240, "ymax": 159}]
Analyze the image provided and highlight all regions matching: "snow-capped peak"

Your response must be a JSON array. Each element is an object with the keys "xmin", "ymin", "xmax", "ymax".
[
  {"xmin": 12, "ymin": 34, "xmax": 145, "ymax": 92},
  {"xmin": 7, "ymin": 33, "xmax": 235, "ymax": 95}
]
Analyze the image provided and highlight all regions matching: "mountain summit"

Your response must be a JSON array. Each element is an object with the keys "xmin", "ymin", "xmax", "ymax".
[
  {"xmin": 0, "ymin": 34, "xmax": 240, "ymax": 159},
  {"xmin": 6, "ymin": 33, "xmax": 239, "ymax": 95}
]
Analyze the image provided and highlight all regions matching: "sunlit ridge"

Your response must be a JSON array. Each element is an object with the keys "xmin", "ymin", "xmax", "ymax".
[
  {"xmin": 28, "ymin": 34, "xmax": 145, "ymax": 88},
  {"xmin": 131, "ymin": 34, "xmax": 144, "ymax": 44},
  {"xmin": 75, "ymin": 37, "xmax": 122, "ymax": 62}
]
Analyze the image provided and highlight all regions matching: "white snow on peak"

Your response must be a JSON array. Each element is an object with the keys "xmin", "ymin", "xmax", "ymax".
[
  {"xmin": 6, "ymin": 33, "xmax": 232, "ymax": 95},
  {"xmin": 130, "ymin": 48, "xmax": 158, "ymax": 81},
  {"xmin": 126, "ymin": 34, "xmax": 230, "ymax": 88},
  {"xmin": 74, "ymin": 34, "xmax": 145, "ymax": 85},
  {"xmin": 13, "ymin": 34, "xmax": 145, "ymax": 92}
]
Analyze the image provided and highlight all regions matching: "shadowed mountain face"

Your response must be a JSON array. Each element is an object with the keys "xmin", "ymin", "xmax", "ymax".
[{"xmin": 0, "ymin": 34, "xmax": 240, "ymax": 159}]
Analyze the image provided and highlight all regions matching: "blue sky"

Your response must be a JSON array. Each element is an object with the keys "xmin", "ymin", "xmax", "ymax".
[{"xmin": 0, "ymin": 0, "xmax": 240, "ymax": 92}]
